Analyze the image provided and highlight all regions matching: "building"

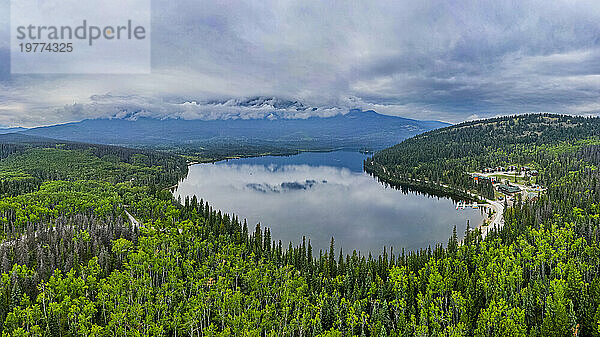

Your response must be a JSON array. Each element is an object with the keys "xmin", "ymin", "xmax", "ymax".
[
  {"xmin": 527, "ymin": 192, "xmax": 539, "ymax": 201},
  {"xmin": 472, "ymin": 174, "xmax": 491, "ymax": 182},
  {"xmin": 472, "ymin": 174, "xmax": 498, "ymax": 184},
  {"xmin": 497, "ymin": 184, "xmax": 521, "ymax": 194}
]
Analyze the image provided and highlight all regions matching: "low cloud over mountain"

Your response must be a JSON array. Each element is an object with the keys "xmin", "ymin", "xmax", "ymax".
[
  {"xmin": 51, "ymin": 94, "xmax": 436, "ymax": 123},
  {"xmin": 22, "ymin": 101, "xmax": 449, "ymax": 152},
  {"xmin": 72, "ymin": 95, "xmax": 349, "ymax": 121}
]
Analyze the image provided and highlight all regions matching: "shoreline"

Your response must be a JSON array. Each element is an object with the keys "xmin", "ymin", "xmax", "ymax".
[
  {"xmin": 168, "ymin": 148, "xmax": 372, "ymax": 190},
  {"xmin": 183, "ymin": 147, "xmax": 369, "ymax": 166},
  {"xmin": 365, "ymin": 165, "xmax": 503, "ymax": 236},
  {"xmin": 176, "ymin": 149, "xmax": 498, "ymax": 237}
]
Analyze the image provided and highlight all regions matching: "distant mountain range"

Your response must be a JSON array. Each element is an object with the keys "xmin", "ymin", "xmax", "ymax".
[
  {"xmin": 0, "ymin": 127, "xmax": 28, "ymax": 134},
  {"xmin": 17, "ymin": 99, "xmax": 449, "ymax": 155}
]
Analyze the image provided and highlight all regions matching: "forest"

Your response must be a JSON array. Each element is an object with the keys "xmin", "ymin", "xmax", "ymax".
[
  {"xmin": 365, "ymin": 114, "xmax": 600, "ymax": 200},
  {"xmin": 1, "ymin": 115, "xmax": 600, "ymax": 336}
]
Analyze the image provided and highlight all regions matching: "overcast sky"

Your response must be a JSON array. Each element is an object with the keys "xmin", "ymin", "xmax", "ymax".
[{"xmin": 1, "ymin": 0, "xmax": 600, "ymax": 127}]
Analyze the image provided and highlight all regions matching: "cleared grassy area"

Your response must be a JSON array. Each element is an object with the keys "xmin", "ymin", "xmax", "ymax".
[{"xmin": 490, "ymin": 173, "xmax": 536, "ymax": 185}]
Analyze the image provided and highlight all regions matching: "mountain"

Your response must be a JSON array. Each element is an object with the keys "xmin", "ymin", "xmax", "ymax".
[
  {"xmin": 22, "ymin": 108, "xmax": 449, "ymax": 154},
  {"xmin": 6, "ymin": 114, "xmax": 600, "ymax": 335},
  {"xmin": 0, "ymin": 127, "xmax": 28, "ymax": 134}
]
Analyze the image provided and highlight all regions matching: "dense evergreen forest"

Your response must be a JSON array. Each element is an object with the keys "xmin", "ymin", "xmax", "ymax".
[
  {"xmin": 1, "ymin": 114, "xmax": 600, "ymax": 336},
  {"xmin": 365, "ymin": 114, "xmax": 600, "ymax": 200}
]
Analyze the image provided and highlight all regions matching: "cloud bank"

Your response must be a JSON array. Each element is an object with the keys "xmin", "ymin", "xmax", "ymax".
[
  {"xmin": 0, "ymin": 0, "xmax": 599, "ymax": 126},
  {"xmin": 52, "ymin": 95, "xmax": 355, "ymax": 122}
]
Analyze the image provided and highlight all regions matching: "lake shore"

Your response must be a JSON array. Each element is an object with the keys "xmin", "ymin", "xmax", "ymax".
[{"xmin": 172, "ymin": 150, "xmax": 484, "ymax": 253}]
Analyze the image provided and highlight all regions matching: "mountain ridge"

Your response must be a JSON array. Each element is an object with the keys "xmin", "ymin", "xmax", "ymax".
[{"xmin": 22, "ymin": 108, "xmax": 449, "ymax": 154}]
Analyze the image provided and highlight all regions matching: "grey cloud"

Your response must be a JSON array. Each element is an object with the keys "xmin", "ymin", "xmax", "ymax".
[
  {"xmin": 1, "ymin": 0, "xmax": 600, "ymax": 125},
  {"xmin": 54, "ymin": 94, "xmax": 349, "ymax": 121}
]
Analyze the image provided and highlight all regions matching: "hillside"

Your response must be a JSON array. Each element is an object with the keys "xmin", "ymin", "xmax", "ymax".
[
  {"xmin": 2, "ymin": 115, "xmax": 600, "ymax": 335},
  {"xmin": 0, "ymin": 134, "xmax": 188, "ymax": 196},
  {"xmin": 366, "ymin": 113, "xmax": 600, "ymax": 198},
  {"xmin": 22, "ymin": 108, "xmax": 448, "ymax": 158},
  {"xmin": 0, "ymin": 127, "xmax": 27, "ymax": 135}
]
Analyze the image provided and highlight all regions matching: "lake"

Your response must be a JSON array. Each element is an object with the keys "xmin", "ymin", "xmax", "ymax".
[{"xmin": 174, "ymin": 151, "xmax": 484, "ymax": 254}]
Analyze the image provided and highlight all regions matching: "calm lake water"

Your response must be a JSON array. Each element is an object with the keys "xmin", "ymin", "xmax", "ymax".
[{"xmin": 174, "ymin": 151, "xmax": 484, "ymax": 254}]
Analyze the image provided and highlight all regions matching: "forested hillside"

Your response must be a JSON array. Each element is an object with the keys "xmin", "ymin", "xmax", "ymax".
[
  {"xmin": 1, "ymin": 116, "xmax": 600, "ymax": 336},
  {"xmin": 365, "ymin": 114, "xmax": 600, "ymax": 199},
  {"xmin": 0, "ymin": 134, "xmax": 188, "ymax": 196}
]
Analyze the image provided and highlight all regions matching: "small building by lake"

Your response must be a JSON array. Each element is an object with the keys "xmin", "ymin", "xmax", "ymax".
[{"xmin": 497, "ymin": 184, "xmax": 521, "ymax": 194}]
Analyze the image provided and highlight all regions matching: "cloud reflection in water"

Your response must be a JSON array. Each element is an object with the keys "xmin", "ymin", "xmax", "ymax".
[{"xmin": 175, "ymin": 155, "xmax": 483, "ymax": 254}]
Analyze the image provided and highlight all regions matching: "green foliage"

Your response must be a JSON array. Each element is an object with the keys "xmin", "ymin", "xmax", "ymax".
[
  {"xmin": 366, "ymin": 114, "xmax": 600, "ymax": 199},
  {"xmin": 474, "ymin": 299, "xmax": 526, "ymax": 337},
  {"xmin": 0, "ymin": 140, "xmax": 187, "ymax": 196},
  {"xmin": 3, "ymin": 115, "xmax": 600, "ymax": 335}
]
